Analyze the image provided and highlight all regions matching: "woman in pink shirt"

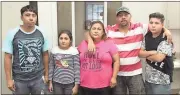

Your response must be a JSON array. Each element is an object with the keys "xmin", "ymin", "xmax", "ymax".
[{"xmin": 78, "ymin": 21, "xmax": 120, "ymax": 95}]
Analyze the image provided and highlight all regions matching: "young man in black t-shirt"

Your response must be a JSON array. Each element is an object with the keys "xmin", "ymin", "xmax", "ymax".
[{"xmin": 139, "ymin": 12, "xmax": 173, "ymax": 94}]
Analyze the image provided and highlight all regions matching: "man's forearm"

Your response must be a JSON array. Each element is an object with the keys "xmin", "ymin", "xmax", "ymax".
[
  {"xmin": 163, "ymin": 26, "xmax": 172, "ymax": 43},
  {"xmin": 4, "ymin": 53, "xmax": 12, "ymax": 81},
  {"xmin": 163, "ymin": 27, "xmax": 171, "ymax": 34},
  {"xmin": 85, "ymin": 32, "xmax": 93, "ymax": 43},
  {"xmin": 43, "ymin": 51, "xmax": 49, "ymax": 76}
]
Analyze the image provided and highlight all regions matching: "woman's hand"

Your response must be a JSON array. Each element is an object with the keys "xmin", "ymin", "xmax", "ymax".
[
  {"xmin": 48, "ymin": 81, "xmax": 53, "ymax": 92},
  {"xmin": 72, "ymin": 84, "xmax": 79, "ymax": 95},
  {"xmin": 110, "ymin": 77, "xmax": 117, "ymax": 88}
]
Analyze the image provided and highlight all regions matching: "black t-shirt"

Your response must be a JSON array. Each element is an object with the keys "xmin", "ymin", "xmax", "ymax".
[{"xmin": 144, "ymin": 30, "xmax": 174, "ymax": 83}]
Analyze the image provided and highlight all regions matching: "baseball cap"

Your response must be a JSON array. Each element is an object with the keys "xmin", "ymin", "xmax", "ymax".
[{"xmin": 116, "ymin": 6, "xmax": 131, "ymax": 16}]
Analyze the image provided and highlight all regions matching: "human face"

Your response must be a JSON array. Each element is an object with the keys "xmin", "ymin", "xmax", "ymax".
[
  {"xmin": 59, "ymin": 33, "xmax": 71, "ymax": 49},
  {"xmin": 90, "ymin": 23, "xmax": 104, "ymax": 42},
  {"xmin": 116, "ymin": 12, "xmax": 131, "ymax": 27},
  {"xmin": 149, "ymin": 18, "xmax": 163, "ymax": 34},
  {"xmin": 21, "ymin": 11, "xmax": 37, "ymax": 27}
]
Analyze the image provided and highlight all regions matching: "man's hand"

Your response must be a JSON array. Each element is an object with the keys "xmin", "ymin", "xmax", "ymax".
[
  {"xmin": 110, "ymin": 77, "xmax": 117, "ymax": 88},
  {"xmin": 7, "ymin": 79, "xmax": 15, "ymax": 91},
  {"xmin": 88, "ymin": 41, "xmax": 96, "ymax": 53},
  {"xmin": 163, "ymin": 28, "xmax": 172, "ymax": 43},
  {"xmin": 86, "ymin": 31, "xmax": 96, "ymax": 53}
]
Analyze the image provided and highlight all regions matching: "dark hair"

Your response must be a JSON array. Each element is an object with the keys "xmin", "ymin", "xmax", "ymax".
[
  {"xmin": 89, "ymin": 21, "xmax": 107, "ymax": 40},
  {"xmin": 58, "ymin": 30, "xmax": 73, "ymax": 46},
  {"xmin": 149, "ymin": 12, "xmax": 165, "ymax": 23},
  {"xmin": 21, "ymin": 5, "xmax": 38, "ymax": 16}
]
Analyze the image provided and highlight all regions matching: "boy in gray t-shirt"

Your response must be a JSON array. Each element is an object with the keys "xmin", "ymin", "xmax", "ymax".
[{"xmin": 2, "ymin": 5, "xmax": 49, "ymax": 94}]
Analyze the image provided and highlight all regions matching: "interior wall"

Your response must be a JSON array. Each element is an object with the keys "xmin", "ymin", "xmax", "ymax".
[
  {"xmin": 0, "ymin": 2, "xmax": 2, "ymax": 94},
  {"xmin": 57, "ymin": 2, "xmax": 72, "ymax": 35},
  {"xmin": 107, "ymin": 1, "xmax": 122, "ymax": 25},
  {"xmin": 75, "ymin": 2, "xmax": 86, "ymax": 47}
]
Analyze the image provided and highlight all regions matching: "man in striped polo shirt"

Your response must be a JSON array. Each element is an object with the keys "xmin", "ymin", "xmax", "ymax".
[{"xmin": 86, "ymin": 6, "xmax": 172, "ymax": 94}]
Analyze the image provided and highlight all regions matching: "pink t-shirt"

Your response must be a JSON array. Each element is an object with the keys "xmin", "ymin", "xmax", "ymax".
[{"xmin": 78, "ymin": 39, "xmax": 118, "ymax": 88}]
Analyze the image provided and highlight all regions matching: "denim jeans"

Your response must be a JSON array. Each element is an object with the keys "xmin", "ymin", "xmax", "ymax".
[
  {"xmin": 13, "ymin": 77, "xmax": 45, "ymax": 95},
  {"xmin": 145, "ymin": 81, "xmax": 171, "ymax": 95},
  {"xmin": 112, "ymin": 74, "xmax": 145, "ymax": 95}
]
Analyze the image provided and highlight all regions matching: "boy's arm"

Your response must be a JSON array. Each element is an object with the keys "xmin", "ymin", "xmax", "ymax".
[
  {"xmin": 4, "ymin": 53, "xmax": 12, "ymax": 82},
  {"xmin": 48, "ymin": 52, "xmax": 54, "ymax": 81},
  {"xmin": 2, "ymin": 30, "xmax": 16, "ymax": 91},
  {"xmin": 4, "ymin": 53, "xmax": 15, "ymax": 91},
  {"xmin": 139, "ymin": 48, "xmax": 157, "ymax": 58},
  {"xmin": 147, "ymin": 53, "xmax": 166, "ymax": 62},
  {"xmin": 42, "ymin": 30, "xmax": 49, "ymax": 83},
  {"xmin": 43, "ymin": 51, "xmax": 49, "ymax": 83},
  {"xmin": 138, "ymin": 37, "xmax": 158, "ymax": 58},
  {"xmin": 147, "ymin": 41, "xmax": 173, "ymax": 62},
  {"xmin": 138, "ymin": 37, "xmax": 157, "ymax": 58}
]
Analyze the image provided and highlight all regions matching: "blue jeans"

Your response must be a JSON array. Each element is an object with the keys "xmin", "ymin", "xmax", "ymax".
[
  {"xmin": 145, "ymin": 81, "xmax": 171, "ymax": 94},
  {"xmin": 13, "ymin": 77, "xmax": 45, "ymax": 95}
]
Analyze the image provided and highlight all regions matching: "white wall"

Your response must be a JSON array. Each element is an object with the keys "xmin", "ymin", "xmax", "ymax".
[
  {"xmin": 171, "ymin": 29, "xmax": 180, "ymax": 53},
  {"xmin": 122, "ymin": 2, "xmax": 180, "ymax": 53},
  {"xmin": 122, "ymin": 2, "xmax": 167, "ymax": 25},
  {"xmin": 38, "ymin": 2, "xmax": 58, "ymax": 49},
  {"xmin": 0, "ymin": 2, "xmax": 2, "ymax": 94},
  {"xmin": 1, "ymin": 2, "xmax": 29, "ymax": 94}
]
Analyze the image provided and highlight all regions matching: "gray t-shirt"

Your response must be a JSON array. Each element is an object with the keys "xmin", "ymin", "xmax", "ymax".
[{"xmin": 2, "ymin": 26, "xmax": 49, "ymax": 81}]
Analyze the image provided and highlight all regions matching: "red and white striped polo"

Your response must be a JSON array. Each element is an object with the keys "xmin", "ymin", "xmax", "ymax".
[{"xmin": 106, "ymin": 23, "xmax": 148, "ymax": 76}]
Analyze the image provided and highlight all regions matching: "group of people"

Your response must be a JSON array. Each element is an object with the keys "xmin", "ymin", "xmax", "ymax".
[{"xmin": 2, "ymin": 4, "xmax": 174, "ymax": 95}]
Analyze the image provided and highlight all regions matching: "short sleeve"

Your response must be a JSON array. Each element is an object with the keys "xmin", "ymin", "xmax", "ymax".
[
  {"xmin": 77, "ymin": 40, "xmax": 87, "ymax": 52},
  {"xmin": 36, "ymin": 26, "xmax": 49, "ymax": 52},
  {"xmin": 105, "ymin": 25, "xmax": 111, "ymax": 34},
  {"xmin": 157, "ymin": 40, "xmax": 173, "ymax": 56},
  {"xmin": 107, "ymin": 40, "xmax": 118, "ymax": 56},
  {"xmin": 43, "ymin": 34, "xmax": 49, "ymax": 52},
  {"xmin": 2, "ymin": 28, "xmax": 18, "ymax": 54}
]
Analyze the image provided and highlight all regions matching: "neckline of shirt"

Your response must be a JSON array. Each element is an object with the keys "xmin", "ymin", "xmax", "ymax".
[{"xmin": 19, "ymin": 25, "xmax": 37, "ymax": 34}]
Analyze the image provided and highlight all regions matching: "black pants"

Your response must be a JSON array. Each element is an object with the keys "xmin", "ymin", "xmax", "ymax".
[{"xmin": 79, "ymin": 86, "xmax": 112, "ymax": 95}]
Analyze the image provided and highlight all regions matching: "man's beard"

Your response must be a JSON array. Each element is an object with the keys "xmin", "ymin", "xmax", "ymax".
[{"xmin": 120, "ymin": 23, "xmax": 128, "ymax": 28}]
